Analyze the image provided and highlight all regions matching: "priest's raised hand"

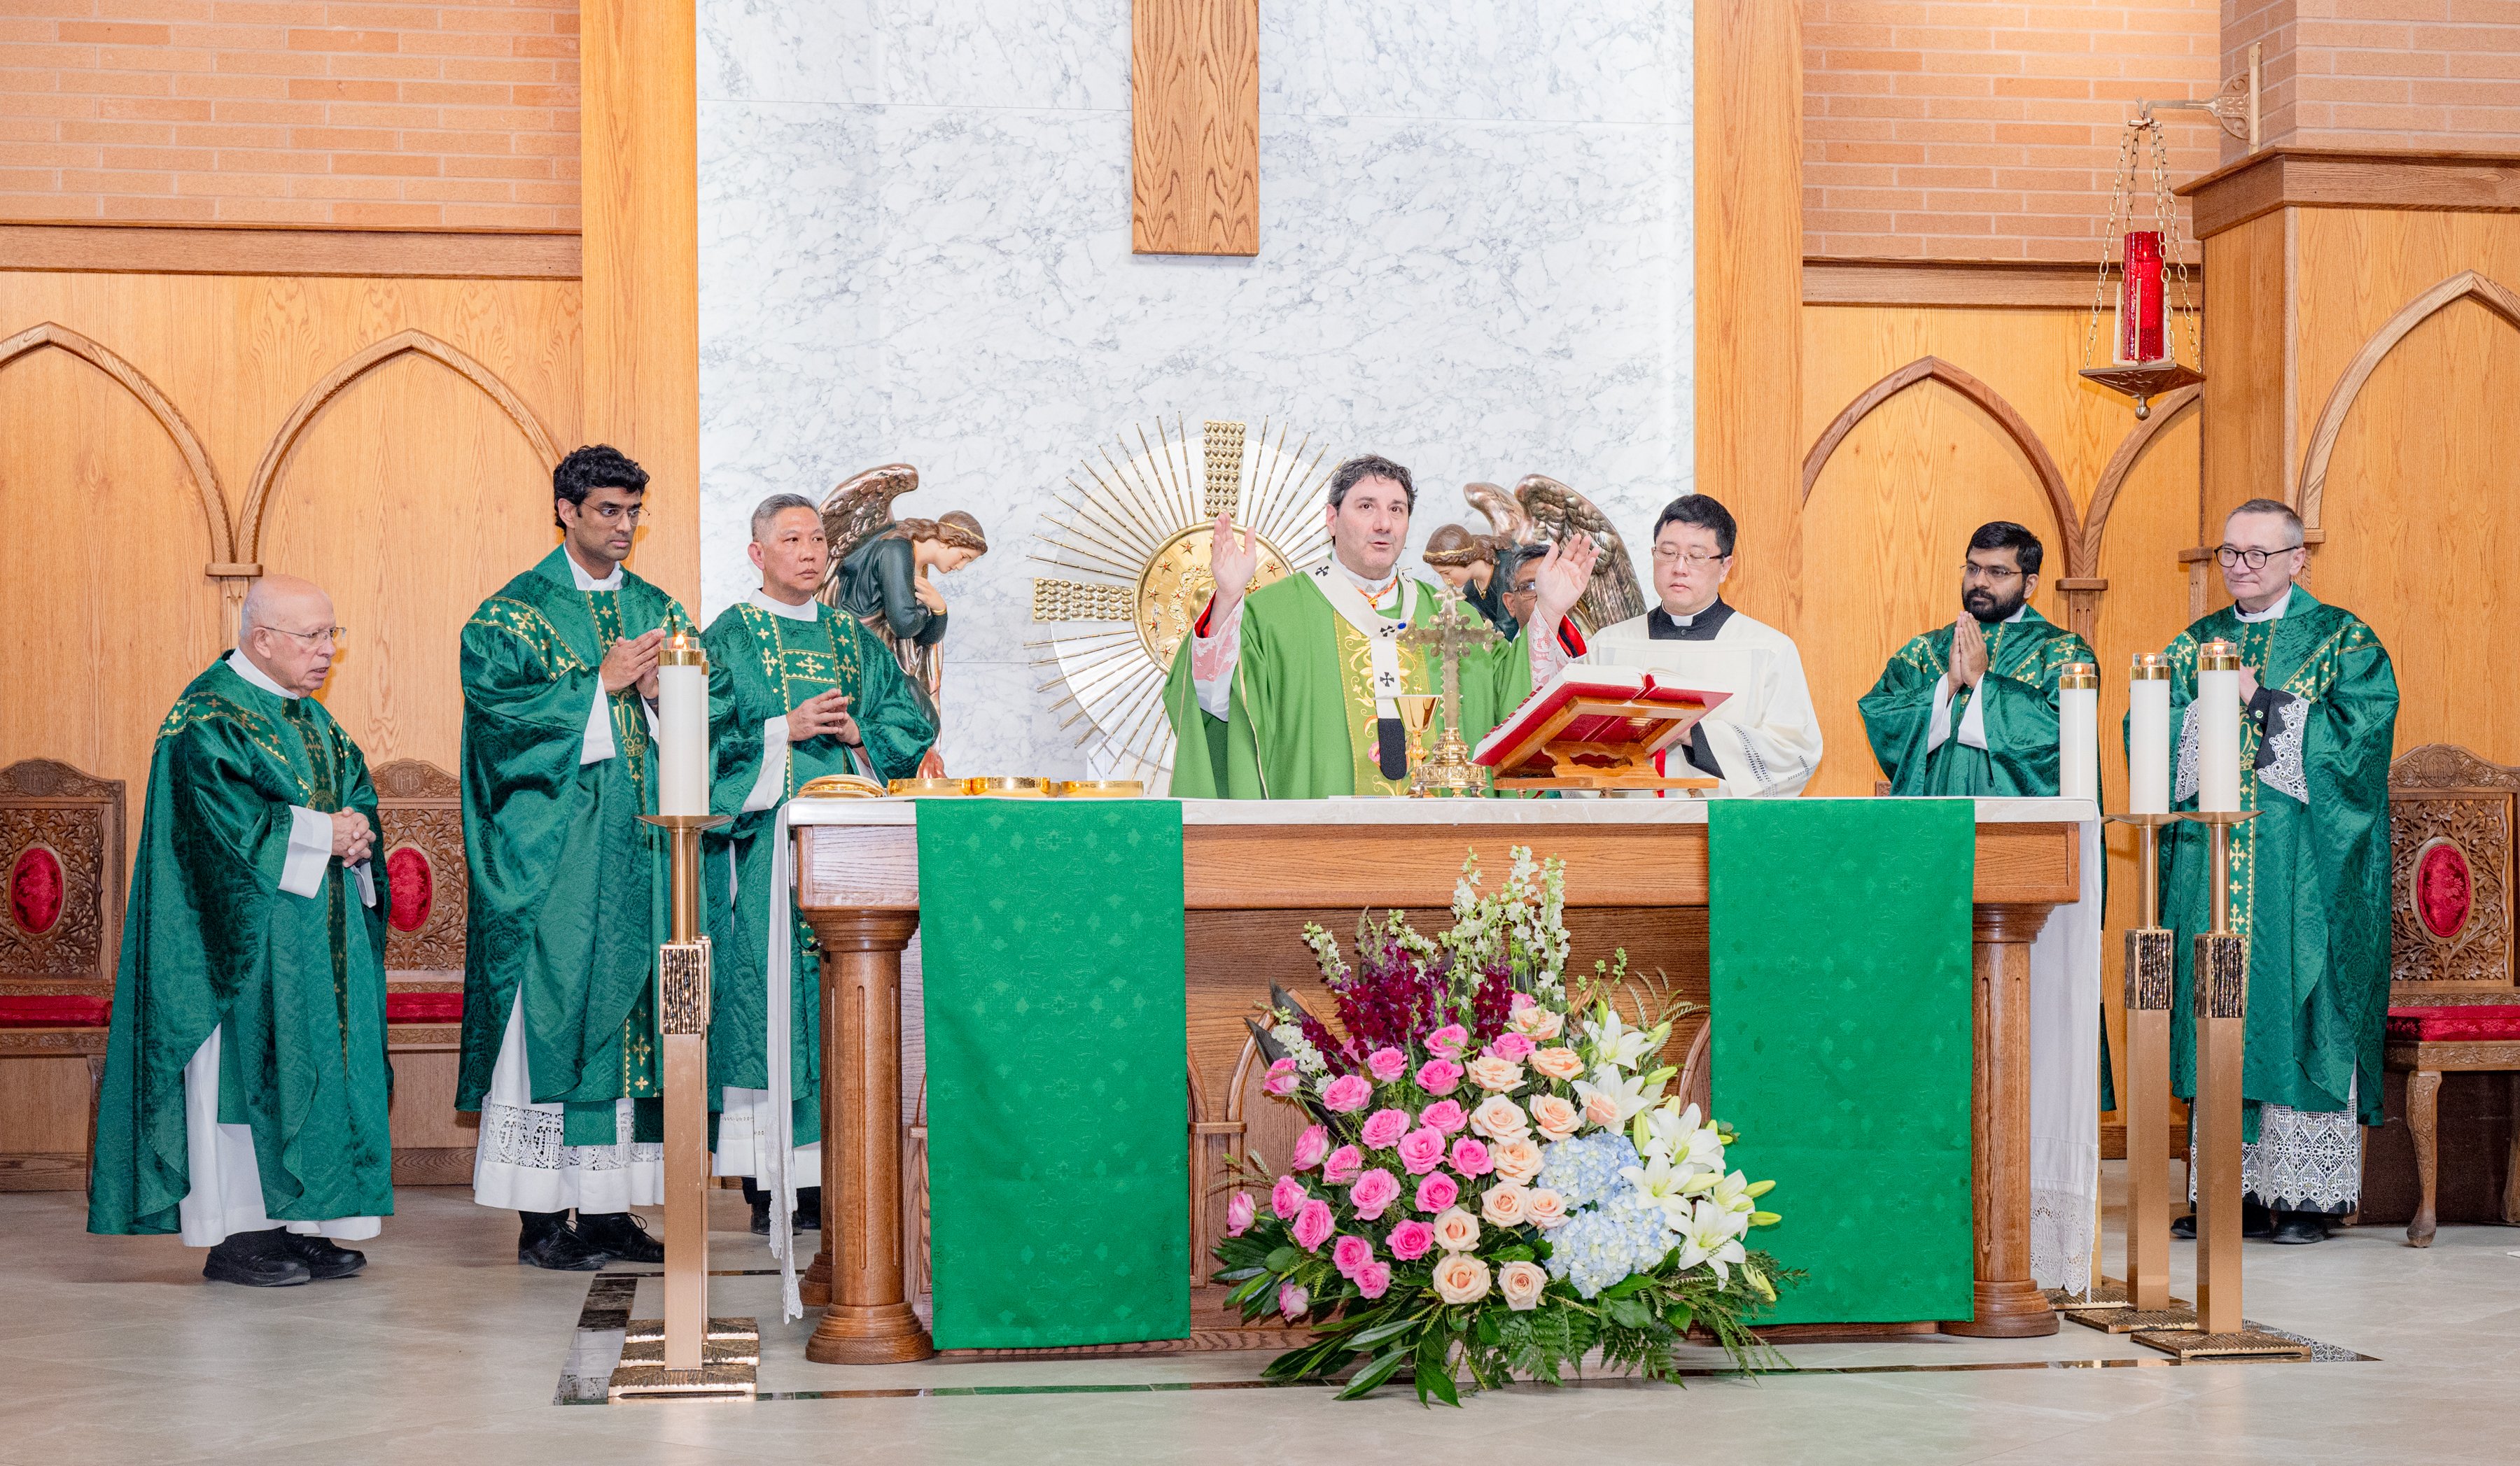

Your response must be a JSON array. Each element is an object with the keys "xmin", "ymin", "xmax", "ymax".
[{"xmin": 89, "ymin": 575, "xmax": 393, "ymax": 1288}]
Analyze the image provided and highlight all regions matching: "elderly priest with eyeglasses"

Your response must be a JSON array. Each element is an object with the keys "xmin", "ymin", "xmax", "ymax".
[
  {"xmin": 2160, "ymin": 498, "xmax": 2398, "ymax": 1246},
  {"xmin": 89, "ymin": 577, "xmax": 392, "ymax": 1287}
]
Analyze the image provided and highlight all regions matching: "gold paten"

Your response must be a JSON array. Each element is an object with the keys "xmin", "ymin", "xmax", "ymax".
[
  {"xmin": 966, "ymin": 776, "xmax": 1051, "ymax": 797},
  {"xmin": 888, "ymin": 777, "xmax": 967, "ymax": 796},
  {"xmin": 798, "ymin": 773, "xmax": 885, "ymax": 799},
  {"xmin": 1053, "ymin": 780, "xmax": 1144, "ymax": 798}
]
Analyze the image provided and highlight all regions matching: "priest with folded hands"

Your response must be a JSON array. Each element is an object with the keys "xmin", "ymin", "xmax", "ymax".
[{"xmin": 89, "ymin": 575, "xmax": 391, "ymax": 1288}]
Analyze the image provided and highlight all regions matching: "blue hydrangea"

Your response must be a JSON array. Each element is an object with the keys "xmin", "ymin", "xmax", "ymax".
[
  {"xmin": 1538, "ymin": 1132, "xmax": 1639, "ymax": 1209},
  {"xmin": 1542, "ymin": 1181, "xmax": 1681, "ymax": 1299}
]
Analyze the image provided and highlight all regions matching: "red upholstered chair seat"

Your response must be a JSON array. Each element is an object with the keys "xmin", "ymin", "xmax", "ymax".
[
  {"xmin": 0, "ymin": 994, "xmax": 110, "ymax": 1028},
  {"xmin": 385, "ymin": 991, "xmax": 463, "ymax": 1024},
  {"xmin": 2386, "ymin": 1006, "xmax": 2520, "ymax": 1043}
]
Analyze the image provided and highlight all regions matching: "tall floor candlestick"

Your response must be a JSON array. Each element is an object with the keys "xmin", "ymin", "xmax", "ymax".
[
  {"xmin": 2058, "ymin": 663, "xmax": 2098, "ymax": 803},
  {"xmin": 2128, "ymin": 653, "xmax": 2171, "ymax": 814}
]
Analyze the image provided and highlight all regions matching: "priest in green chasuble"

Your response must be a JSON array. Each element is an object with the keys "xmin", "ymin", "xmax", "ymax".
[
  {"xmin": 1858, "ymin": 521, "xmax": 2097, "ymax": 796},
  {"xmin": 2160, "ymin": 499, "xmax": 2398, "ymax": 1246},
  {"xmin": 1163, "ymin": 454, "xmax": 1531, "ymax": 798},
  {"xmin": 457, "ymin": 444, "xmax": 682, "ymax": 1270},
  {"xmin": 702, "ymin": 494, "xmax": 934, "ymax": 1244},
  {"xmin": 88, "ymin": 576, "xmax": 390, "ymax": 1288}
]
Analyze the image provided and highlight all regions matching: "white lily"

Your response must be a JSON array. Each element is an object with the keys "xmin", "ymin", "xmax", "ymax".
[
  {"xmin": 1618, "ymin": 1155, "xmax": 1701, "ymax": 1229},
  {"xmin": 1708, "ymin": 1169, "xmax": 1758, "ymax": 1223},
  {"xmin": 1636, "ymin": 1100, "xmax": 1726, "ymax": 1171},
  {"xmin": 1581, "ymin": 1006, "xmax": 1664, "ymax": 1072},
  {"xmin": 1673, "ymin": 1199, "xmax": 1749, "ymax": 1287},
  {"xmin": 1574, "ymin": 1064, "xmax": 1664, "ymax": 1127}
]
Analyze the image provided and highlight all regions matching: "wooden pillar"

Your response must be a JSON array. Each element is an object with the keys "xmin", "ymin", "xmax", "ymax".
[
  {"xmin": 1945, "ymin": 902, "xmax": 2061, "ymax": 1337},
  {"xmin": 801, "ymin": 908, "xmax": 932, "ymax": 1365}
]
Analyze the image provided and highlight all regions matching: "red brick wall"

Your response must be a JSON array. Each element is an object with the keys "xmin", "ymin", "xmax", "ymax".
[
  {"xmin": 2227, "ymin": 0, "xmax": 2520, "ymax": 158},
  {"xmin": 0, "ymin": 1, "xmax": 579, "ymax": 227},
  {"xmin": 1805, "ymin": 0, "xmax": 2225, "ymax": 260}
]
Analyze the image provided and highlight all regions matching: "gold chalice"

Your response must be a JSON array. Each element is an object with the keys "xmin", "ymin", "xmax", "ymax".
[{"xmin": 1390, "ymin": 694, "xmax": 1438, "ymax": 796}]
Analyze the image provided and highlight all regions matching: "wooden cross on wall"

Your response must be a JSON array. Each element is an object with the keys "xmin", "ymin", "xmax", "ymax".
[{"xmin": 1130, "ymin": 0, "xmax": 1259, "ymax": 255}]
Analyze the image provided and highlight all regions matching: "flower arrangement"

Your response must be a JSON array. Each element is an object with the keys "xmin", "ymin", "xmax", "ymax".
[{"xmin": 1212, "ymin": 847, "xmax": 1793, "ymax": 1404}]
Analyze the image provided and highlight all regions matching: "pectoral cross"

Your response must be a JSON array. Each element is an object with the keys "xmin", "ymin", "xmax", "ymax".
[{"xmin": 1401, "ymin": 588, "xmax": 1500, "ymax": 749}]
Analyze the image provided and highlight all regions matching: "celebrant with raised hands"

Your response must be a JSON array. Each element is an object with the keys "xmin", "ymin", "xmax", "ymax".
[
  {"xmin": 1858, "ymin": 521, "xmax": 2096, "ymax": 796},
  {"xmin": 1163, "ymin": 453, "xmax": 1531, "ymax": 798},
  {"xmin": 701, "ymin": 494, "xmax": 934, "ymax": 1247},
  {"xmin": 456, "ymin": 444, "xmax": 687, "ymax": 1271},
  {"xmin": 2155, "ymin": 498, "xmax": 2398, "ymax": 1247},
  {"xmin": 1523, "ymin": 493, "xmax": 1823, "ymax": 797},
  {"xmin": 89, "ymin": 576, "xmax": 392, "ymax": 1288}
]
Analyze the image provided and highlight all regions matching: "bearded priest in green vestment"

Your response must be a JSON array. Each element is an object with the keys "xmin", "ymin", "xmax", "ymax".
[
  {"xmin": 703, "ymin": 495, "xmax": 934, "ymax": 1253},
  {"xmin": 89, "ymin": 576, "xmax": 390, "ymax": 1288},
  {"xmin": 458, "ymin": 444, "xmax": 685, "ymax": 1271},
  {"xmin": 1163, "ymin": 454, "xmax": 1532, "ymax": 798},
  {"xmin": 1858, "ymin": 521, "xmax": 2098, "ymax": 796},
  {"xmin": 2159, "ymin": 499, "xmax": 2398, "ymax": 1247}
]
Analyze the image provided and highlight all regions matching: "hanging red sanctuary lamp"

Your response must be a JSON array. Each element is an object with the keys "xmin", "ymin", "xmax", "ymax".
[{"xmin": 2078, "ymin": 118, "xmax": 2203, "ymax": 420}]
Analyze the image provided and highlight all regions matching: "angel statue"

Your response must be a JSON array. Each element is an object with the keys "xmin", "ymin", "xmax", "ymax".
[
  {"xmin": 817, "ymin": 464, "xmax": 990, "ymax": 775},
  {"xmin": 1420, "ymin": 524, "xmax": 1514, "ymax": 637},
  {"xmin": 1462, "ymin": 474, "xmax": 1646, "ymax": 637}
]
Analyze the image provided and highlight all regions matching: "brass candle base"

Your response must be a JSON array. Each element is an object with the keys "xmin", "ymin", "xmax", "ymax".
[
  {"xmin": 1409, "ymin": 729, "xmax": 1490, "ymax": 798},
  {"xmin": 2075, "ymin": 1306, "xmax": 2202, "ymax": 1336},
  {"xmin": 2132, "ymin": 1327, "xmax": 2312, "ymax": 1362},
  {"xmin": 2108, "ymin": 810, "xmax": 2183, "ymax": 1313},
  {"xmin": 632, "ymin": 812, "xmax": 734, "ymax": 1379},
  {"xmin": 606, "ymin": 1361, "xmax": 760, "ymax": 1400}
]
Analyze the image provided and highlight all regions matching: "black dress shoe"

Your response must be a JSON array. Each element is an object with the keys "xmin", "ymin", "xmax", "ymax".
[
  {"xmin": 2267, "ymin": 1210, "xmax": 2332, "ymax": 1244},
  {"xmin": 519, "ymin": 1223, "xmax": 612, "ymax": 1271},
  {"xmin": 749, "ymin": 1194, "xmax": 772, "ymax": 1236},
  {"xmin": 794, "ymin": 1186, "xmax": 821, "ymax": 1232},
  {"xmin": 2172, "ymin": 1200, "xmax": 2274, "ymax": 1239},
  {"xmin": 204, "ymin": 1229, "xmax": 312, "ymax": 1288},
  {"xmin": 281, "ymin": 1232, "xmax": 368, "ymax": 1280},
  {"xmin": 575, "ymin": 1211, "xmax": 664, "ymax": 1264}
]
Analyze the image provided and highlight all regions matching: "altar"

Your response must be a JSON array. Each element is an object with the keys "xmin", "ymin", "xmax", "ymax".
[{"xmin": 785, "ymin": 796, "xmax": 2094, "ymax": 1362}]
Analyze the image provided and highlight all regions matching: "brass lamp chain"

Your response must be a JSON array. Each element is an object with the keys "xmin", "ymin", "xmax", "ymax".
[
  {"xmin": 2084, "ymin": 124, "xmax": 2140, "ymax": 372},
  {"xmin": 2150, "ymin": 120, "xmax": 2202, "ymax": 370}
]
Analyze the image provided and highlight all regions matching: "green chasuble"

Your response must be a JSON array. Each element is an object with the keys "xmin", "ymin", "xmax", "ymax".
[
  {"xmin": 456, "ymin": 547, "xmax": 687, "ymax": 1146},
  {"xmin": 90, "ymin": 658, "xmax": 393, "ymax": 1235},
  {"xmin": 1161, "ymin": 572, "xmax": 1532, "ymax": 798},
  {"xmin": 2155, "ymin": 588, "xmax": 2398, "ymax": 1127},
  {"xmin": 700, "ymin": 598, "xmax": 935, "ymax": 1141},
  {"xmin": 1858, "ymin": 607, "xmax": 2096, "ymax": 796}
]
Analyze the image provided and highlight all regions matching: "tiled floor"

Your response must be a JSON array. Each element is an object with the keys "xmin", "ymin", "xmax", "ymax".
[{"xmin": 5, "ymin": 1167, "xmax": 2507, "ymax": 1464}]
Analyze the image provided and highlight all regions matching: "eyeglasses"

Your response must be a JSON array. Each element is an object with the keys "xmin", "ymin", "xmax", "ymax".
[
  {"xmin": 1961, "ymin": 563, "xmax": 2024, "ymax": 583},
  {"xmin": 580, "ymin": 502, "xmax": 645, "ymax": 525},
  {"xmin": 268, "ymin": 625, "xmax": 347, "ymax": 647},
  {"xmin": 2216, "ymin": 545, "xmax": 2292, "ymax": 569},
  {"xmin": 1651, "ymin": 547, "xmax": 1729, "ymax": 567}
]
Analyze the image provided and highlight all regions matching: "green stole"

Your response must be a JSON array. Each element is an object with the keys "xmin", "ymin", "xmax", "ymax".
[
  {"xmin": 699, "ymin": 598, "xmax": 936, "ymax": 1129},
  {"xmin": 1162, "ymin": 572, "xmax": 1533, "ymax": 798},
  {"xmin": 456, "ymin": 546, "xmax": 684, "ymax": 1145},
  {"xmin": 1858, "ymin": 607, "xmax": 2095, "ymax": 796},
  {"xmin": 2156, "ymin": 588, "xmax": 2398, "ymax": 1127},
  {"xmin": 89, "ymin": 658, "xmax": 393, "ymax": 1235}
]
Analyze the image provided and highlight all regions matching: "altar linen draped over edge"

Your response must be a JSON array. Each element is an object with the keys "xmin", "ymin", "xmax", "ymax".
[
  {"xmin": 457, "ymin": 545, "xmax": 683, "ymax": 1211},
  {"xmin": 89, "ymin": 651, "xmax": 392, "ymax": 1243}
]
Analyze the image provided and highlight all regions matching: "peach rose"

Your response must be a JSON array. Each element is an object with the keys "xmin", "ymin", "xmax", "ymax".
[
  {"xmin": 1480, "ymin": 1183, "xmax": 1532, "ymax": 1227},
  {"xmin": 1429, "ymin": 1205, "xmax": 1483, "ymax": 1253},
  {"xmin": 1580, "ymin": 1088, "xmax": 1625, "ymax": 1128},
  {"xmin": 1491, "ymin": 1138, "xmax": 1544, "ymax": 1185},
  {"xmin": 1470, "ymin": 1095, "xmax": 1530, "ymax": 1141},
  {"xmin": 1508, "ymin": 1005, "xmax": 1564, "ymax": 1042},
  {"xmin": 1465, "ymin": 1055, "xmax": 1527, "ymax": 1093},
  {"xmin": 1524, "ymin": 1188, "xmax": 1569, "ymax": 1229},
  {"xmin": 1431, "ymin": 1252, "xmax": 1493, "ymax": 1306},
  {"xmin": 1497, "ymin": 1259, "xmax": 1548, "ymax": 1311},
  {"xmin": 1527, "ymin": 1046, "xmax": 1585, "ymax": 1083},
  {"xmin": 1527, "ymin": 1094, "xmax": 1581, "ymax": 1141}
]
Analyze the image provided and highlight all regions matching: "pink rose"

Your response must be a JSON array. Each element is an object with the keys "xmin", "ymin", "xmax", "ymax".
[
  {"xmin": 1332, "ymin": 1234, "xmax": 1375, "ymax": 1279},
  {"xmin": 1490, "ymin": 1031, "xmax": 1538, "ymax": 1062},
  {"xmin": 1508, "ymin": 1004, "xmax": 1564, "ymax": 1041},
  {"xmin": 1226, "ymin": 1192, "xmax": 1255, "ymax": 1236},
  {"xmin": 1270, "ymin": 1175, "xmax": 1307, "ymax": 1219},
  {"xmin": 1415, "ymin": 1170, "xmax": 1460, "ymax": 1213},
  {"xmin": 1427, "ymin": 1024, "xmax": 1471, "ymax": 1061},
  {"xmin": 1432, "ymin": 1253, "xmax": 1492, "ymax": 1305},
  {"xmin": 1466, "ymin": 1055, "xmax": 1526, "ymax": 1092},
  {"xmin": 1429, "ymin": 1206, "xmax": 1482, "ymax": 1253},
  {"xmin": 1294, "ymin": 1197, "xmax": 1334, "ymax": 1250},
  {"xmin": 1525, "ymin": 1188, "xmax": 1569, "ymax": 1229},
  {"xmin": 1387, "ymin": 1220, "xmax": 1436, "ymax": 1261},
  {"xmin": 1359, "ymin": 1107, "xmax": 1412, "ymax": 1150},
  {"xmin": 1418, "ymin": 1099, "xmax": 1468, "ymax": 1134},
  {"xmin": 1415, "ymin": 1058, "xmax": 1464, "ymax": 1095},
  {"xmin": 1322, "ymin": 1145, "xmax": 1364, "ymax": 1186},
  {"xmin": 1481, "ymin": 1183, "xmax": 1531, "ymax": 1227},
  {"xmin": 1395, "ymin": 1127, "xmax": 1446, "ymax": 1176},
  {"xmin": 1366, "ymin": 1046, "xmax": 1407, "ymax": 1082},
  {"xmin": 1510, "ymin": 992, "xmax": 1538, "ymax": 1015},
  {"xmin": 1349, "ymin": 1167, "xmax": 1402, "ymax": 1222},
  {"xmin": 1450, "ymin": 1136, "xmax": 1494, "ymax": 1177},
  {"xmin": 1291, "ymin": 1124, "xmax": 1330, "ymax": 1171},
  {"xmin": 1528, "ymin": 1046, "xmax": 1585, "ymax": 1083},
  {"xmin": 1354, "ymin": 1261, "xmax": 1393, "ymax": 1300},
  {"xmin": 1528, "ymin": 1094, "xmax": 1581, "ymax": 1141},
  {"xmin": 1264, "ymin": 1057, "xmax": 1301, "ymax": 1097},
  {"xmin": 1498, "ymin": 1259, "xmax": 1548, "ymax": 1311},
  {"xmin": 1492, "ymin": 1138, "xmax": 1544, "ymax": 1185},
  {"xmin": 1320, "ymin": 1073, "xmax": 1371, "ymax": 1113},
  {"xmin": 1279, "ymin": 1281, "xmax": 1309, "ymax": 1320}
]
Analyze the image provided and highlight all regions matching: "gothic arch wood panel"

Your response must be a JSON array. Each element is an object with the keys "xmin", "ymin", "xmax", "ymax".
[
  {"xmin": 0, "ymin": 322, "xmax": 233, "ymax": 565},
  {"xmin": 237, "ymin": 327, "xmax": 561, "ymax": 563},
  {"xmin": 2083, "ymin": 385, "xmax": 2201, "ymax": 572}
]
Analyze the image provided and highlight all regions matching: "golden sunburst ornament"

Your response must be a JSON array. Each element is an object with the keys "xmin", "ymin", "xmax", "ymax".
[{"xmin": 1030, "ymin": 417, "xmax": 1334, "ymax": 780}]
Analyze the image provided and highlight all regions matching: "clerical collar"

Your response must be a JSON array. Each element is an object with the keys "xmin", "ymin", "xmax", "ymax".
[
  {"xmin": 224, "ymin": 649, "xmax": 300, "ymax": 701},
  {"xmin": 2233, "ymin": 586, "xmax": 2292, "ymax": 623},
  {"xmin": 750, "ymin": 590, "xmax": 818, "ymax": 621},
  {"xmin": 1331, "ymin": 557, "xmax": 1402, "ymax": 609},
  {"xmin": 1646, "ymin": 598, "xmax": 1734, "ymax": 642},
  {"xmin": 564, "ymin": 549, "xmax": 623, "ymax": 592}
]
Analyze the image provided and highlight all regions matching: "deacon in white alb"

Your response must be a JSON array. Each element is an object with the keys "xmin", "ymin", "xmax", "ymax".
[{"xmin": 1523, "ymin": 493, "xmax": 1823, "ymax": 797}]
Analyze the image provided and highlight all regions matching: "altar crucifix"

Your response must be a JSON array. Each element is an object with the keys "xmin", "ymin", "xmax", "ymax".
[{"xmin": 1400, "ymin": 588, "xmax": 1502, "ymax": 795}]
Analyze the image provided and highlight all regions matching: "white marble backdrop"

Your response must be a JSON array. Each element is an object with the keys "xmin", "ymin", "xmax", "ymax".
[{"xmin": 699, "ymin": 0, "xmax": 1693, "ymax": 777}]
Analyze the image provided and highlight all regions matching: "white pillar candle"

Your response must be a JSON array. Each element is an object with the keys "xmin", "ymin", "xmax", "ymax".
[
  {"xmin": 657, "ymin": 630, "xmax": 710, "ymax": 817},
  {"xmin": 2195, "ymin": 640, "xmax": 2243, "ymax": 814},
  {"xmin": 2058, "ymin": 663, "xmax": 2098, "ymax": 803},
  {"xmin": 2128, "ymin": 654, "xmax": 2171, "ymax": 814}
]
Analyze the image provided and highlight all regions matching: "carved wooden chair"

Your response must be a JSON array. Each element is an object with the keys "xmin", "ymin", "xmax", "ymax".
[{"xmin": 0, "ymin": 759, "xmax": 124, "ymax": 1191}]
